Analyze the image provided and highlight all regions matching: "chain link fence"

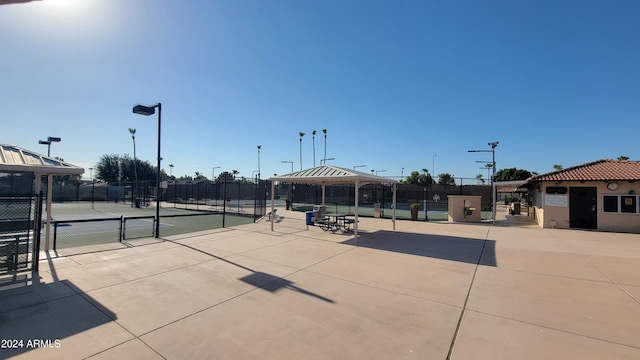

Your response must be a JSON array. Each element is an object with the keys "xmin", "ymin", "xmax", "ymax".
[
  {"xmin": 0, "ymin": 194, "xmax": 42, "ymax": 273},
  {"xmin": 280, "ymin": 180, "xmax": 493, "ymax": 220}
]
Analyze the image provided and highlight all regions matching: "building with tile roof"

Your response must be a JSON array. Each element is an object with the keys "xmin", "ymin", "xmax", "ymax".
[{"xmin": 526, "ymin": 159, "xmax": 640, "ymax": 233}]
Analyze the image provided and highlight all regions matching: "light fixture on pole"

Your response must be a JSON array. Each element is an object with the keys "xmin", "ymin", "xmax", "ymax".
[
  {"xmin": 212, "ymin": 166, "xmax": 220, "ymax": 182},
  {"xmin": 281, "ymin": 160, "xmax": 294, "ymax": 173},
  {"xmin": 468, "ymin": 141, "xmax": 499, "ymax": 224},
  {"xmin": 38, "ymin": 136, "xmax": 61, "ymax": 157},
  {"xmin": 376, "ymin": 170, "xmax": 387, "ymax": 175},
  {"xmin": 132, "ymin": 103, "xmax": 162, "ymax": 238},
  {"xmin": 320, "ymin": 157, "xmax": 335, "ymax": 165},
  {"xmin": 353, "ymin": 165, "xmax": 366, "ymax": 170}
]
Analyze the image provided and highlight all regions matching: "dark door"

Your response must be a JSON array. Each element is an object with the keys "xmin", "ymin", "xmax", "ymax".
[{"xmin": 569, "ymin": 187, "xmax": 597, "ymax": 229}]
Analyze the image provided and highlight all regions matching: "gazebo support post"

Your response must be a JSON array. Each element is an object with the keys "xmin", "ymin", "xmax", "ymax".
[
  {"xmin": 321, "ymin": 184, "xmax": 326, "ymax": 206},
  {"xmin": 270, "ymin": 181, "xmax": 275, "ymax": 231},
  {"xmin": 354, "ymin": 180, "xmax": 359, "ymax": 244},
  {"xmin": 45, "ymin": 174, "xmax": 53, "ymax": 251},
  {"xmin": 392, "ymin": 182, "xmax": 397, "ymax": 230}
]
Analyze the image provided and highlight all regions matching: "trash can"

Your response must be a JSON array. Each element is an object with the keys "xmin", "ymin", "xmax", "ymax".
[
  {"xmin": 511, "ymin": 202, "xmax": 521, "ymax": 215},
  {"xmin": 305, "ymin": 211, "xmax": 315, "ymax": 225},
  {"xmin": 135, "ymin": 198, "xmax": 141, "ymax": 208}
]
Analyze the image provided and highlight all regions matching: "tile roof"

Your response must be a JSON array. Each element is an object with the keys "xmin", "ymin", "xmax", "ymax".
[{"xmin": 529, "ymin": 159, "xmax": 640, "ymax": 182}]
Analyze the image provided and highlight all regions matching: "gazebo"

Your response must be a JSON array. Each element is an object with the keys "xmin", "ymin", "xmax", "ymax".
[
  {"xmin": 269, "ymin": 165, "xmax": 398, "ymax": 241},
  {"xmin": 0, "ymin": 144, "xmax": 84, "ymax": 251}
]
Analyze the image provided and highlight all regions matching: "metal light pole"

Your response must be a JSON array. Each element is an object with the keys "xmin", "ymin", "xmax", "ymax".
[
  {"xmin": 212, "ymin": 166, "xmax": 220, "ymax": 182},
  {"xmin": 132, "ymin": 103, "xmax": 162, "ymax": 238},
  {"xmin": 353, "ymin": 165, "xmax": 366, "ymax": 171},
  {"xmin": 432, "ymin": 154, "xmax": 437, "ymax": 177},
  {"xmin": 375, "ymin": 170, "xmax": 387, "ymax": 175},
  {"xmin": 38, "ymin": 136, "xmax": 61, "ymax": 157},
  {"xmin": 468, "ymin": 141, "xmax": 499, "ymax": 224}
]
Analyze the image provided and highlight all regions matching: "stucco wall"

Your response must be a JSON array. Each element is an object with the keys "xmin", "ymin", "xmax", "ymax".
[
  {"xmin": 447, "ymin": 195, "xmax": 482, "ymax": 222},
  {"xmin": 531, "ymin": 180, "xmax": 640, "ymax": 233}
]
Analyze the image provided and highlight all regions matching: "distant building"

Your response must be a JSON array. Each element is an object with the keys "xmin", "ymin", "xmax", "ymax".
[{"xmin": 527, "ymin": 159, "xmax": 640, "ymax": 233}]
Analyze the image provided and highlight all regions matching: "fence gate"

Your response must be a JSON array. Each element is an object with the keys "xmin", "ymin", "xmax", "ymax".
[{"xmin": 0, "ymin": 194, "xmax": 42, "ymax": 274}]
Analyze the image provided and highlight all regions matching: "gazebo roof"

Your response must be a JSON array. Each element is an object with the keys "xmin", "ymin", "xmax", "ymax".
[
  {"xmin": 0, "ymin": 144, "xmax": 84, "ymax": 175},
  {"xmin": 270, "ymin": 165, "xmax": 398, "ymax": 185}
]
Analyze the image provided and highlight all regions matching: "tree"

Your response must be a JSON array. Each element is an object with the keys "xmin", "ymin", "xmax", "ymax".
[
  {"xmin": 95, "ymin": 153, "xmax": 167, "ymax": 185},
  {"xmin": 299, "ymin": 132, "xmax": 305, "ymax": 170},
  {"xmin": 232, "ymin": 169, "xmax": 239, "ymax": 180},
  {"xmin": 95, "ymin": 154, "xmax": 121, "ymax": 182},
  {"xmin": 618, "ymin": 156, "xmax": 630, "ymax": 161},
  {"xmin": 312, "ymin": 130, "xmax": 316, "ymax": 167},
  {"xmin": 494, "ymin": 168, "xmax": 534, "ymax": 182},
  {"xmin": 217, "ymin": 171, "xmax": 235, "ymax": 181},
  {"xmin": 194, "ymin": 172, "xmax": 207, "ymax": 181},
  {"xmin": 257, "ymin": 145, "xmax": 261, "ymax": 178},
  {"xmin": 476, "ymin": 174, "xmax": 485, "ymax": 184},
  {"xmin": 403, "ymin": 170, "xmax": 434, "ymax": 186},
  {"xmin": 322, "ymin": 129, "xmax": 327, "ymax": 164},
  {"xmin": 437, "ymin": 173, "xmax": 455, "ymax": 185},
  {"xmin": 553, "ymin": 164, "xmax": 563, "ymax": 171}
]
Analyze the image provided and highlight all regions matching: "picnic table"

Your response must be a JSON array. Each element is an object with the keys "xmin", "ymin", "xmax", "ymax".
[{"xmin": 315, "ymin": 214, "xmax": 356, "ymax": 232}]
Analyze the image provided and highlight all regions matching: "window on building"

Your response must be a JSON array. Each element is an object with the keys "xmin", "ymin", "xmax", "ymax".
[
  {"xmin": 621, "ymin": 196, "xmax": 637, "ymax": 213},
  {"xmin": 603, "ymin": 195, "xmax": 639, "ymax": 213}
]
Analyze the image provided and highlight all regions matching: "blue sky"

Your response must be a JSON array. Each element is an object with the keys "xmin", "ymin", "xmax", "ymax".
[{"xmin": 2, "ymin": 0, "xmax": 639, "ymax": 182}]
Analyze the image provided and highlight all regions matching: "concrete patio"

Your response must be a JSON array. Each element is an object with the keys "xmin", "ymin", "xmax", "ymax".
[{"xmin": 1, "ymin": 208, "xmax": 639, "ymax": 359}]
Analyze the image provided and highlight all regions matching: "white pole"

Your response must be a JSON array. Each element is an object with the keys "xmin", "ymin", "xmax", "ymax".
[
  {"xmin": 45, "ymin": 174, "xmax": 53, "ymax": 251},
  {"xmin": 354, "ymin": 180, "xmax": 359, "ymax": 244},
  {"xmin": 270, "ymin": 181, "xmax": 275, "ymax": 231},
  {"xmin": 392, "ymin": 182, "xmax": 396, "ymax": 230}
]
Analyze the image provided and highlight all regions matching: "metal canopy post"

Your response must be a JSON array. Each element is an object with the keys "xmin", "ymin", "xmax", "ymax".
[
  {"xmin": 392, "ymin": 182, "xmax": 397, "ymax": 230},
  {"xmin": 270, "ymin": 181, "xmax": 275, "ymax": 231},
  {"xmin": 354, "ymin": 180, "xmax": 359, "ymax": 244}
]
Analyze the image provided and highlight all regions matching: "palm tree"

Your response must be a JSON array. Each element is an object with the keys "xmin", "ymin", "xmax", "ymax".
[
  {"xmin": 312, "ymin": 130, "xmax": 316, "ymax": 167},
  {"xmin": 299, "ymin": 132, "xmax": 305, "ymax": 170},
  {"xmin": 322, "ymin": 129, "xmax": 327, "ymax": 164},
  {"xmin": 476, "ymin": 174, "xmax": 485, "ymax": 184},
  {"xmin": 618, "ymin": 156, "xmax": 630, "ymax": 161},
  {"xmin": 485, "ymin": 163, "xmax": 493, "ymax": 181},
  {"xmin": 232, "ymin": 169, "xmax": 239, "ymax": 180},
  {"xmin": 257, "ymin": 145, "xmax": 261, "ymax": 179},
  {"xmin": 128, "ymin": 128, "xmax": 138, "ymax": 201},
  {"xmin": 553, "ymin": 164, "xmax": 563, "ymax": 171},
  {"xmin": 169, "ymin": 164, "xmax": 174, "ymax": 177}
]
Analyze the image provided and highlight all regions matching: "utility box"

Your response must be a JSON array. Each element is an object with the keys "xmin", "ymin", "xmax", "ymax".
[
  {"xmin": 447, "ymin": 195, "xmax": 482, "ymax": 222},
  {"xmin": 374, "ymin": 203, "xmax": 381, "ymax": 218}
]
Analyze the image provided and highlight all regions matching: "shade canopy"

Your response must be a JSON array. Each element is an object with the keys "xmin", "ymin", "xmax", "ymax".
[
  {"xmin": 270, "ymin": 165, "xmax": 398, "ymax": 185},
  {"xmin": 0, "ymin": 144, "xmax": 84, "ymax": 175},
  {"xmin": 269, "ymin": 165, "xmax": 398, "ymax": 242}
]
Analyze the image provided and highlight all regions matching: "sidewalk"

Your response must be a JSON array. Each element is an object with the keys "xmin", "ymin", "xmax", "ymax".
[{"xmin": 1, "ymin": 209, "xmax": 639, "ymax": 359}]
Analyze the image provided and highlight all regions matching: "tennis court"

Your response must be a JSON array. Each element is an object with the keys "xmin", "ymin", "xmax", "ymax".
[{"xmin": 45, "ymin": 202, "xmax": 256, "ymax": 251}]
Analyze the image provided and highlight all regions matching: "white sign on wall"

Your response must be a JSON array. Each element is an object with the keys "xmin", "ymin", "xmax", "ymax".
[{"xmin": 545, "ymin": 195, "xmax": 568, "ymax": 207}]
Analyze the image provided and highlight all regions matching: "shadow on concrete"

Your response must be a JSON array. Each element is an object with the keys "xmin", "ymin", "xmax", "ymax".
[
  {"xmin": 166, "ymin": 239, "xmax": 336, "ymax": 303},
  {"xmin": 0, "ymin": 266, "xmax": 117, "ymax": 358},
  {"xmin": 341, "ymin": 230, "xmax": 497, "ymax": 267},
  {"xmin": 240, "ymin": 272, "xmax": 335, "ymax": 303}
]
